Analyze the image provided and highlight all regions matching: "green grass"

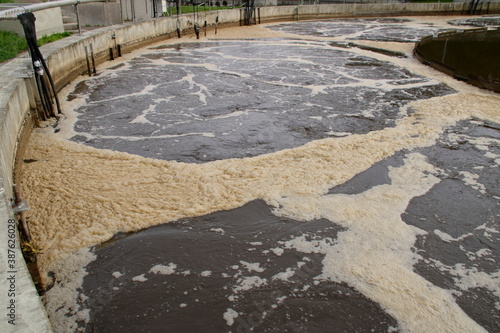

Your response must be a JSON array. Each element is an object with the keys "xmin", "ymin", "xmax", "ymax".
[
  {"xmin": 164, "ymin": 5, "xmax": 238, "ymax": 16},
  {"xmin": 0, "ymin": 31, "xmax": 27, "ymax": 62},
  {"xmin": 0, "ymin": 31, "xmax": 71, "ymax": 63},
  {"xmin": 37, "ymin": 32, "xmax": 72, "ymax": 46},
  {"xmin": 0, "ymin": 0, "xmax": 15, "ymax": 3}
]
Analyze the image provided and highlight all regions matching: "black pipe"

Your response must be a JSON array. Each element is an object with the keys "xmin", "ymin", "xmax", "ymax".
[
  {"xmin": 90, "ymin": 43, "xmax": 96, "ymax": 75},
  {"xmin": 194, "ymin": 23, "xmax": 200, "ymax": 39},
  {"xmin": 243, "ymin": 0, "xmax": 254, "ymax": 26},
  {"xmin": 39, "ymin": 72, "xmax": 55, "ymax": 117},
  {"xmin": 18, "ymin": 12, "xmax": 62, "ymax": 118},
  {"xmin": 176, "ymin": 18, "xmax": 182, "ymax": 38},
  {"xmin": 34, "ymin": 73, "xmax": 49, "ymax": 120}
]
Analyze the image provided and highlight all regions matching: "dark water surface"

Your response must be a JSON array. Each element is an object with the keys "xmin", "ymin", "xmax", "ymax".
[
  {"xmin": 83, "ymin": 200, "xmax": 400, "ymax": 333},
  {"xmin": 68, "ymin": 39, "xmax": 454, "ymax": 163}
]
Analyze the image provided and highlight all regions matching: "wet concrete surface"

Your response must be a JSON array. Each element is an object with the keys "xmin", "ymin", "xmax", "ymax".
[{"xmin": 57, "ymin": 17, "xmax": 500, "ymax": 332}]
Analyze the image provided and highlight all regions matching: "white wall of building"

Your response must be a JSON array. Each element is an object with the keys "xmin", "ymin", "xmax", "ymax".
[{"xmin": 0, "ymin": 7, "xmax": 64, "ymax": 37}]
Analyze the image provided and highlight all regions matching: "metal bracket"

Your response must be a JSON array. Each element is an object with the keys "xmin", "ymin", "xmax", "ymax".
[{"xmin": 12, "ymin": 199, "xmax": 29, "ymax": 214}]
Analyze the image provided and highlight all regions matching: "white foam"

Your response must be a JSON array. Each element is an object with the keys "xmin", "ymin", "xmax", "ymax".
[
  {"xmin": 41, "ymin": 248, "xmax": 95, "ymax": 333},
  {"xmin": 429, "ymin": 258, "xmax": 500, "ymax": 298},
  {"xmin": 474, "ymin": 249, "xmax": 493, "ymax": 259},
  {"xmin": 272, "ymin": 268, "xmax": 295, "ymax": 282},
  {"xmin": 475, "ymin": 222, "xmax": 499, "ymax": 242},
  {"xmin": 459, "ymin": 171, "xmax": 487, "ymax": 194},
  {"xmin": 201, "ymin": 270, "xmax": 212, "ymax": 277},
  {"xmin": 112, "ymin": 271, "xmax": 124, "ymax": 278},
  {"xmin": 434, "ymin": 229, "xmax": 473, "ymax": 243},
  {"xmin": 223, "ymin": 308, "xmax": 239, "ymax": 326},
  {"xmin": 271, "ymin": 153, "xmax": 488, "ymax": 332},
  {"xmin": 130, "ymin": 104, "xmax": 156, "ymax": 124},
  {"xmin": 233, "ymin": 276, "xmax": 267, "ymax": 293},
  {"xmin": 210, "ymin": 228, "xmax": 225, "ymax": 234},
  {"xmin": 150, "ymin": 263, "xmax": 177, "ymax": 275},
  {"xmin": 270, "ymin": 247, "xmax": 284, "ymax": 256},
  {"xmin": 132, "ymin": 274, "xmax": 148, "ymax": 282},
  {"xmin": 239, "ymin": 260, "xmax": 265, "ymax": 273},
  {"xmin": 180, "ymin": 72, "xmax": 211, "ymax": 105}
]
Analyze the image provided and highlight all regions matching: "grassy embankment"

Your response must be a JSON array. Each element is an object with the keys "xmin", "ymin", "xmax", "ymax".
[{"xmin": 0, "ymin": 31, "xmax": 72, "ymax": 62}]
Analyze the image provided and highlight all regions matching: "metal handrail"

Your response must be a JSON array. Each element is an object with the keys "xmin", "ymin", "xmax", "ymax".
[{"xmin": 0, "ymin": 0, "xmax": 107, "ymax": 20}]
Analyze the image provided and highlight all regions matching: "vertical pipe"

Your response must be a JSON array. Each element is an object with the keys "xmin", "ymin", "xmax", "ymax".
[
  {"xmin": 112, "ymin": 31, "xmax": 117, "ymax": 52},
  {"xmin": 120, "ymin": 0, "xmax": 124, "ymax": 24},
  {"xmin": 131, "ymin": 0, "xmax": 136, "ymax": 22},
  {"xmin": 90, "ymin": 43, "xmax": 96, "ymax": 74},
  {"xmin": 194, "ymin": 23, "xmax": 200, "ymax": 39},
  {"xmin": 84, "ymin": 45, "xmax": 92, "ymax": 77},
  {"xmin": 176, "ymin": 17, "xmax": 181, "ymax": 38},
  {"xmin": 75, "ymin": 4, "xmax": 82, "ymax": 35}
]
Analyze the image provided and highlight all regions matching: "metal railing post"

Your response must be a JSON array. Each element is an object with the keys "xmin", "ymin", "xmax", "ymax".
[{"xmin": 75, "ymin": 3, "xmax": 82, "ymax": 35}]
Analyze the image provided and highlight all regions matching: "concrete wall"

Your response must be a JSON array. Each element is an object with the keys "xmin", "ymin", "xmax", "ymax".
[
  {"xmin": 256, "ymin": 0, "xmax": 279, "ymax": 6},
  {"xmin": 121, "ymin": 0, "xmax": 164, "ymax": 21},
  {"xmin": 78, "ymin": 2, "xmax": 123, "ymax": 27},
  {"xmin": 0, "ymin": 7, "xmax": 64, "ymax": 37},
  {"xmin": 260, "ymin": 2, "xmax": 498, "ymax": 20},
  {"xmin": 1, "ymin": 4, "xmax": 500, "ymax": 332}
]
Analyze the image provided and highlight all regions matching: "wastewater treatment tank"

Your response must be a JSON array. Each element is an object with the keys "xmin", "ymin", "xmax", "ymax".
[
  {"xmin": 414, "ymin": 28, "xmax": 500, "ymax": 92},
  {"xmin": 16, "ymin": 16, "xmax": 500, "ymax": 333}
]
